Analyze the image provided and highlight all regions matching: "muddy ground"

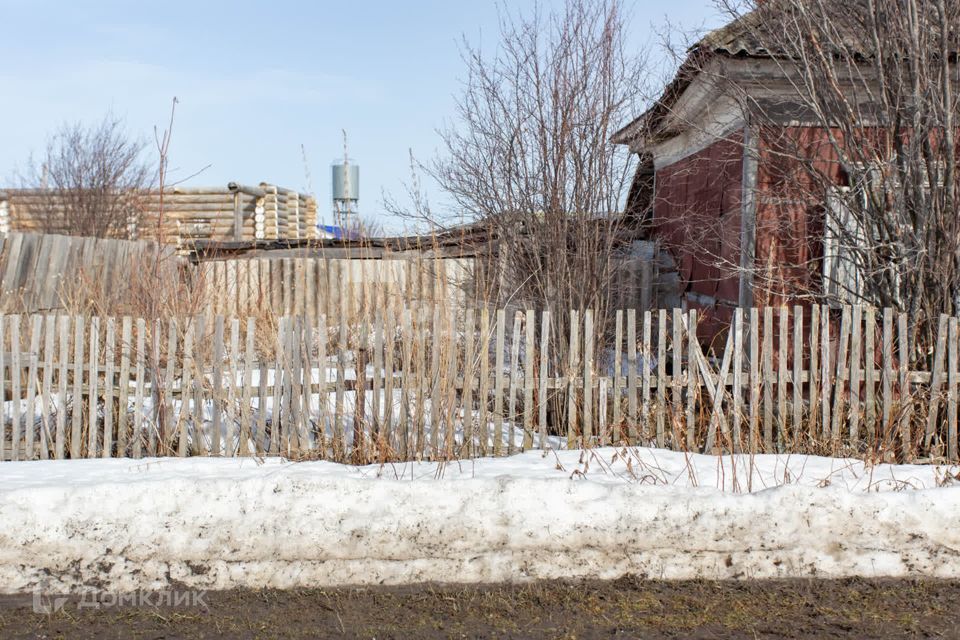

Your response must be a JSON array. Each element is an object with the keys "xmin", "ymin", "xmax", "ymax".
[{"xmin": 0, "ymin": 577, "xmax": 958, "ymax": 639}]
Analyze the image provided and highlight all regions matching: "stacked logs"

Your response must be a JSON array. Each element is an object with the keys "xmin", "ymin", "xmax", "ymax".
[{"xmin": 0, "ymin": 183, "xmax": 320, "ymax": 245}]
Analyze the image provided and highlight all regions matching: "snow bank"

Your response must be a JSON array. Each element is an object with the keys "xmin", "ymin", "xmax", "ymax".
[{"xmin": 1, "ymin": 448, "xmax": 959, "ymax": 593}]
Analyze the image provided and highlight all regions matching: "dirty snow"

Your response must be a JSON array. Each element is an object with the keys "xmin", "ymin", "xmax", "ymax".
[{"xmin": 0, "ymin": 447, "xmax": 959, "ymax": 593}]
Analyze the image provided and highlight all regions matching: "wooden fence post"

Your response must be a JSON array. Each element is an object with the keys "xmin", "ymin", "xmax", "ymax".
[
  {"xmin": 656, "ymin": 309, "xmax": 667, "ymax": 448},
  {"xmin": 792, "ymin": 306, "xmax": 803, "ymax": 444},
  {"xmin": 583, "ymin": 309, "xmax": 594, "ymax": 447},
  {"xmin": 316, "ymin": 313, "xmax": 330, "ymax": 457},
  {"xmin": 641, "ymin": 310, "xmax": 652, "ymax": 443},
  {"xmin": 192, "ymin": 316, "xmax": 208, "ymax": 457},
  {"xmin": 898, "ymin": 313, "xmax": 912, "ymax": 459},
  {"xmin": 478, "ymin": 309, "xmax": 490, "ymax": 456},
  {"xmin": 132, "ymin": 318, "xmax": 145, "ymax": 459},
  {"xmin": 762, "ymin": 307, "xmax": 773, "ymax": 451},
  {"xmin": 566, "ymin": 310, "xmax": 579, "ymax": 449},
  {"xmin": 686, "ymin": 309, "xmax": 697, "ymax": 450},
  {"xmin": 523, "ymin": 309, "xmax": 535, "ymax": 450},
  {"xmin": 820, "ymin": 306, "xmax": 832, "ymax": 441},
  {"xmin": 748, "ymin": 308, "xmax": 759, "ymax": 453},
  {"xmin": 507, "ymin": 312, "xmax": 522, "ymax": 454},
  {"xmin": 613, "ymin": 310, "xmax": 622, "ymax": 442},
  {"xmin": 116, "ymin": 317, "xmax": 131, "ymax": 457},
  {"xmin": 399, "ymin": 309, "xmax": 413, "ymax": 458},
  {"xmin": 430, "ymin": 308, "xmax": 442, "ymax": 457},
  {"xmin": 672, "ymin": 309, "xmax": 683, "ymax": 447},
  {"xmin": 383, "ymin": 308, "xmax": 396, "ymax": 453},
  {"xmin": 240, "ymin": 317, "xmax": 255, "ymax": 456},
  {"xmin": 808, "ymin": 304, "xmax": 820, "ymax": 440},
  {"xmin": 849, "ymin": 306, "xmax": 863, "ymax": 442},
  {"xmin": 56, "ymin": 316, "xmax": 71, "ymax": 460},
  {"xmin": 40, "ymin": 315, "xmax": 55, "ymax": 460},
  {"xmin": 0, "ymin": 317, "xmax": 5, "ymax": 462},
  {"xmin": 162, "ymin": 321, "xmax": 177, "ymax": 455},
  {"xmin": 864, "ymin": 306, "xmax": 877, "ymax": 441},
  {"xmin": 732, "ymin": 308, "xmax": 743, "ymax": 453},
  {"xmin": 494, "ymin": 309, "xmax": 507, "ymax": 455},
  {"xmin": 924, "ymin": 314, "xmax": 949, "ymax": 453},
  {"xmin": 777, "ymin": 306, "xmax": 787, "ymax": 448},
  {"xmin": 626, "ymin": 309, "xmax": 637, "ymax": 442},
  {"xmin": 212, "ymin": 315, "xmax": 224, "ymax": 456},
  {"xmin": 10, "ymin": 316, "xmax": 21, "ymax": 461},
  {"xmin": 831, "ymin": 306, "xmax": 852, "ymax": 444},
  {"xmin": 179, "ymin": 322, "xmax": 194, "ymax": 458},
  {"xmin": 948, "ymin": 317, "xmax": 958, "ymax": 461},
  {"xmin": 881, "ymin": 308, "xmax": 894, "ymax": 440},
  {"xmin": 86, "ymin": 316, "xmax": 99, "ymax": 458},
  {"xmin": 102, "ymin": 317, "xmax": 115, "ymax": 458},
  {"xmin": 462, "ymin": 308, "xmax": 475, "ymax": 455},
  {"xmin": 538, "ymin": 310, "xmax": 550, "ymax": 449}
]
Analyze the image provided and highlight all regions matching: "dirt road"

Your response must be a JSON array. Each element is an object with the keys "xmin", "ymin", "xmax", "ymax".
[{"xmin": 1, "ymin": 577, "xmax": 957, "ymax": 639}]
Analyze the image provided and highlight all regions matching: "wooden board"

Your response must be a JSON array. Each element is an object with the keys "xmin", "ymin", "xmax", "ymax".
[
  {"xmin": 212, "ymin": 316, "xmax": 225, "ymax": 456},
  {"xmin": 102, "ymin": 317, "xmax": 115, "ymax": 458},
  {"xmin": 116, "ymin": 317, "xmax": 132, "ymax": 457},
  {"xmin": 566, "ymin": 310, "xmax": 579, "ymax": 448},
  {"xmin": 898, "ymin": 313, "xmax": 912, "ymax": 459},
  {"xmin": 40, "ymin": 315, "xmax": 55, "ymax": 459},
  {"xmin": 0, "ymin": 318, "xmax": 5, "ymax": 460},
  {"xmin": 86, "ymin": 316, "xmax": 98, "ymax": 458},
  {"xmin": 538, "ymin": 310, "xmax": 550, "ymax": 449},
  {"xmin": 523, "ymin": 309, "xmax": 535, "ymax": 450},
  {"xmin": 179, "ymin": 322, "xmax": 194, "ymax": 458},
  {"xmin": 583, "ymin": 310, "xmax": 594, "ymax": 446},
  {"xmin": 8, "ymin": 316, "xmax": 21, "ymax": 460},
  {"xmin": 848, "ymin": 306, "xmax": 863, "ymax": 442},
  {"xmin": 53, "ymin": 316, "xmax": 71, "ymax": 459},
  {"xmin": 656, "ymin": 310, "xmax": 667, "ymax": 448},
  {"xmin": 626, "ymin": 309, "xmax": 638, "ymax": 440},
  {"xmin": 612, "ymin": 310, "xmax": 622, "ymax": 441},
  {"xmin": 831, "ymin": 306, "xmax": 852, "ymax": 442},
  {"xmin": 672, "ymin": 309, "xmax": 683, "ymax": 446},
  {"xmin": 478, "ymin": 309, "xmax": 490, "ymax": 456},
  {"xmin": 762, "ymin": 308, "xmax": 773, "ymax": 451},
  {"xmin": 808, "ymin": 305, "xmax": 820, "ymax": 440},
  {"xmin": 493, "ymin": 309, "xmax": 507, "ymax": 455},
  {"xmin": 25, "ymin": 315, "xmax": 42, "ymax": 459},
  {"xmin": 792, "ymin": 306, "xmax": 803, "ymax": 444},
  {"xmin": 864, "ymin": 306, "xmax": 877, "ymax": 441},
  {"xmin": 732, "ymin": 308, "xmax": 743, "ymax": 453}
]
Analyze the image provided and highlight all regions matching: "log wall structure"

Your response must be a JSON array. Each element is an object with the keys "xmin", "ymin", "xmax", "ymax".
[{"xmin": 0, "ymin": 183, "xmax": 319, "ymax": 246}]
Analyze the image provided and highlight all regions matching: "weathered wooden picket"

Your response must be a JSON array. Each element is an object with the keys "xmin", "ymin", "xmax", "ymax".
[
  {"xmin": 0, "ymin": 304, "xmax": 956, "ymax": 462},
  {"xmin": 199, "ymin": 255, "xmax": 473, "ymax": 321}
]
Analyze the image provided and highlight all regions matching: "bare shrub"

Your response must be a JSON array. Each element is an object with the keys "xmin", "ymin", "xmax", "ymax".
[
  {"xmin": 390, "ymin": 0, "xmax": 651, "ymax": 434},
  {"xmin": 16, "ymin": 114, "xmax": 153, "ymax": 238}
]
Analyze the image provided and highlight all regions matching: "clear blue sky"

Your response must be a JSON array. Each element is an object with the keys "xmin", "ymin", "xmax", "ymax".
[{"xmin": 0, "ymin": 0, "xmax": 725, "ymax": 232}]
